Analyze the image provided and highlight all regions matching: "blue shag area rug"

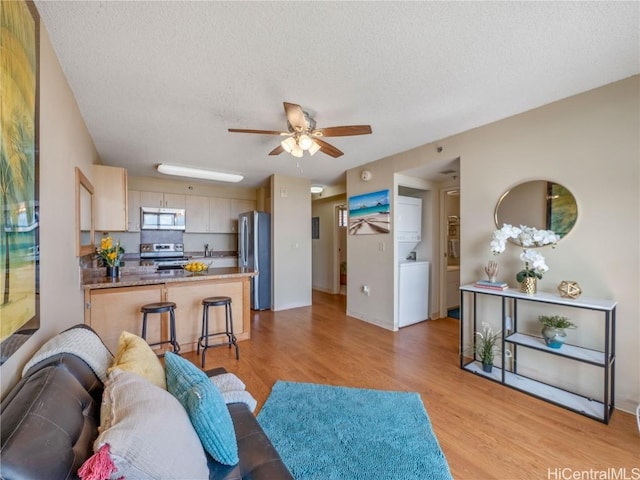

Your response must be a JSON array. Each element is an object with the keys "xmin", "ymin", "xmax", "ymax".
[{"xmin": 257, "ymin": 381, "xmax": 452, "ymax": 480}]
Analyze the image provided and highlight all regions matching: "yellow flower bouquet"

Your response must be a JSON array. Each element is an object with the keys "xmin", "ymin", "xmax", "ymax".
[{"xmin": 96, "ymin": 237, "xmax": 124, "ymax": 267}]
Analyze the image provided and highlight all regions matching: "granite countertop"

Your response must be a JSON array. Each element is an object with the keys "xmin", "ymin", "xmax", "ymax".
[{"xmin": 82, "ymin": 266, "xmax": 256, "ymax": 290}]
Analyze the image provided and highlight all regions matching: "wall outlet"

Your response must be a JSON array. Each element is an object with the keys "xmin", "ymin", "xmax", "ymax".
[
  {"xmin": 505, "ymin": 316, "xmax": 512, "ymax": 330},
  {"xmin": 362, "ymin": 285, "xmax": 370, "ymax": 296}
]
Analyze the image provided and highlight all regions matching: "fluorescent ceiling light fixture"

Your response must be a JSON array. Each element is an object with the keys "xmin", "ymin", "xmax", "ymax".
[
  {"xmin": 310, "ymin": 185, "xmax": 324, "ymax": 194},
  {"xmin": 157, "ymin": 164, "xmax": 243, "ymax": 183}
]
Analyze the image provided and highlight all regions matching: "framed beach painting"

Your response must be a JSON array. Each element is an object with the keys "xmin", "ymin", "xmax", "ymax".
[
  {"xmin": 0, "ymin": 0, "xmax": 40, "ymax": 364},
  {"xmin": 348, "ymin": 189, "xmax": 390, "ymax": 235}
]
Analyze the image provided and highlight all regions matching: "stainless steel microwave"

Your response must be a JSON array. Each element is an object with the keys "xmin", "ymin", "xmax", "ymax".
[{"xmin": 140, "ymin": 207, "xmax": 186, "ymax": 230}]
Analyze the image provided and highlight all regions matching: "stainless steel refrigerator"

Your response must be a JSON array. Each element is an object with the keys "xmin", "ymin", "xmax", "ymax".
[{"xmin": 238, "ymin": 211, "xmax": 271, "ymax": 310}]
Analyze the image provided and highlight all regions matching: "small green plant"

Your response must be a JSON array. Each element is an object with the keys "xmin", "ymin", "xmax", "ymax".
[
  {"xmin": 473, "ymin": 322, "xmax": 502, "ymax": 365},
  {"xmin": 538, "ymin": 315, "xmax": 577, "ymax": 329}
]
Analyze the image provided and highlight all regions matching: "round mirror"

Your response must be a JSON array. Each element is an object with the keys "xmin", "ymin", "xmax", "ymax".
[{"xmin": 494, "ymin": 180, "xmax": 577, "ymax": 241}]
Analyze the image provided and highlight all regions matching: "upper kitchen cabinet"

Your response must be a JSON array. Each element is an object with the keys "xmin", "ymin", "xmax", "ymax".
[
  {"xmin": 186, "ymin": 195, "xmax": 210, "ymax": 233},
  {"xmin": 140, "ymin": 191, "xmax": 186, "ymax": 209},
  {"xmin": 210, "ymin": 197, "xmax": 231, "ymax": 233},
  {"xmin": 127, "ymin": 190, "xmax": 141, "ymax": 232},
  {"xmin": 229, "ymin": 199, "xmax": 255, "ymax": 233},
  {"xmin": 92, "ymin": 165, "xmax": 128, "ymax": 232}
]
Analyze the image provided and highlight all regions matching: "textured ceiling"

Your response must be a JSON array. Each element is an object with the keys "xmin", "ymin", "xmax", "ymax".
[{"xmin": 35, "ymin": 1, "xmax": 639, "ymax": 187}]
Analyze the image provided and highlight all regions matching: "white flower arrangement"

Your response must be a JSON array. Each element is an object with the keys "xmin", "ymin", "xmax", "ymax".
[{"xmin": 491, "ymin": 224, "xmax": 559, "ymax": 282}]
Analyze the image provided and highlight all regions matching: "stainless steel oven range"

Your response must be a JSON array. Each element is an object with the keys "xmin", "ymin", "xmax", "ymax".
[{"xmin": 140, "ymin": 243, "xmax": 188, "ymax": 270}]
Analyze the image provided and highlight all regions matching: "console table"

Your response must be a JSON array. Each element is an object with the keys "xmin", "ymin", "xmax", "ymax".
[{"xmin": 459, "ymin": 284, "xmax": 616, "ymax": 423}]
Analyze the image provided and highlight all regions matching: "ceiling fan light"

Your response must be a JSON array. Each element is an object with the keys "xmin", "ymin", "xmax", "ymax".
[
  {"xmin": 157, "ymin": 164, "xmax": 243, "ymax": 183},
  {"xmin": 308, "ymin": 141, "xmax": 321, "ymax": 156},
  {"xmin": 281, "ymin": 136, "xmax": 296, "ymax": 153},
  {"xmin": 291, "ymin": 145, "xmax": 304, "ymax": 158},
  {"xmin": 298, "ymin": 134, "xmax": 313, "ymax": 150}
]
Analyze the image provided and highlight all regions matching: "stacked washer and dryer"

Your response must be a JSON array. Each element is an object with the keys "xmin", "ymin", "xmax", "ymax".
[{"xmin": 396, "ymin": 196, "xmax": 430, "ymax": 328}]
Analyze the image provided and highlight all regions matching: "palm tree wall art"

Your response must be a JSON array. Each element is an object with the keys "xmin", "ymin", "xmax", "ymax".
[{"xmin": 0, "ymin": 0, "xmax": 40, "ymax": 363}]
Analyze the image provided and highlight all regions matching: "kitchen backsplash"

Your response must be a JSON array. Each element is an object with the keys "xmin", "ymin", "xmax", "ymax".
[{"xmin": 95, "ymin": 231, "xmax": 237, "ymax": 254}]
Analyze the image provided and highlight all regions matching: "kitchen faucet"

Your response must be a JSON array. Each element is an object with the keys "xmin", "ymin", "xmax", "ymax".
[{"xmin": 204, "ymin": 243, "xmax": 209, "ymax": 257}]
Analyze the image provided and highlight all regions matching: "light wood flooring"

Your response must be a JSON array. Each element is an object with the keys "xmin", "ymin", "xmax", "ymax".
[{"xmin": 182, "ymin": 290, "xmax": 638, "ymax": 479}]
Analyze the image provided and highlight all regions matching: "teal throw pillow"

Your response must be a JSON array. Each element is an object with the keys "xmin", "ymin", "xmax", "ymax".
[{"xmin": 164, "ymin": 352, "xmax": 239, "ymax": 465}]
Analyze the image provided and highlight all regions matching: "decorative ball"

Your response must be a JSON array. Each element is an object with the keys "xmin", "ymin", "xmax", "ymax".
[{"xmin": 558, "ymin": 281, "xmax": 582, "ymax": 299}]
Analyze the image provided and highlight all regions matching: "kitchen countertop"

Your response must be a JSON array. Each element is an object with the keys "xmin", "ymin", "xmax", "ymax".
[{"xmin": 82, "ymin": 266, "xmax": 256, "ymax": 290}]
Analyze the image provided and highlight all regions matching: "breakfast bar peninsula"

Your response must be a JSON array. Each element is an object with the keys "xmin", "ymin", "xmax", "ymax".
[{"xmin": 82, "ymin": 267, "xmax": 257, "ymax": 354}]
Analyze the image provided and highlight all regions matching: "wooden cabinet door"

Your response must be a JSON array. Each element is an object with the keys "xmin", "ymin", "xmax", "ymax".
[
  {"xmin": 229, "ymin": 199, "xmax": 255, "ymax": 232},
  {"xmin": 209, "ymin": 197, "xmax": 231, "ymax": 233},
  {"xmin": 164, "ymin": 193, "xmax": 186, "ymax": 209},
  {"xmin": 85, "ymin": 284, "xmax": 164, "ymax": 353},
  {"xmin": 140, "ymin": 191, "xmax": 164, "ymax": 208},
  {"xmin": 186, "ymin": 195, "xmax": 210, "ymax": 232},
  {"xmin": 127, "ymin": 190, "xmax": 141, "ymax": 232},
  {"xmin": 93, "ymin": 165, "xmax": 128, "ymax": 231}
]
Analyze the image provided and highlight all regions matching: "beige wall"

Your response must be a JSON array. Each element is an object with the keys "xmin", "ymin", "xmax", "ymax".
[
  {"xmin": 1, "ymin": 26, "xmax": 99, "ymax": 396},
  {"xmin": 271, "ymin": 174, "xmax": 312, "ymax": 310},
  {"xmin": 347, "ymin": 76, "xmax": 640, "ymax": 412}
]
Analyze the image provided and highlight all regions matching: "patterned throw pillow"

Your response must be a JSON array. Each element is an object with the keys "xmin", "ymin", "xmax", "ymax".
[
  {"xmin": 108, "ymin": 331, "xmax": 166, "ymax": 389},
  {"xmin": 164, "ymin": 352, "xmax": 239, "ymax": 466},
  {"xmin": 78, "ymin": 368, "xmax": 208, "ymax": 480}
]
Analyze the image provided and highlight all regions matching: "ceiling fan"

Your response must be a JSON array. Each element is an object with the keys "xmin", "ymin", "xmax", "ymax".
[{"xmin": 228, "ymin": 102, "xmax": 372, "ymax": 158}]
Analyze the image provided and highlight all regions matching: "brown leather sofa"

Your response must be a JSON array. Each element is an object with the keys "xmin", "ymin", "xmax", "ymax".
[{"xmin": 0, "ymin": 329, "xmax": 293, "ymax": 480}]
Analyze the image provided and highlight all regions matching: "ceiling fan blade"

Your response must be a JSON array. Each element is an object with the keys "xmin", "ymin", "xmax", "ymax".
[
  {"xmin": 228, "ymin": 128, "xmax": 288, "ymax": 135},
  {"xmin": 314, "ymin": 125, "xmax": 372, "ymax": 137},
  {"xmin": 283, "ymin": 102, "xmax": 306, "ymax": 132},
  {"xmin": 268, "ymin": 144, "xmax": 285, "ymax": 156},
  {"xmin": 314, "ymin": 138, "xmax": 343, "ymax": 158}
]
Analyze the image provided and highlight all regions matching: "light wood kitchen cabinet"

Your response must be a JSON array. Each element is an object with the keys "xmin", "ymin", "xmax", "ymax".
[
  {"xmin": 92, "ymin": 165, "xmax": 128, "ymax": 231},
  {"xmin": 140, "ymin": 191, "xmax": 186, "ymax": 209},
  {"xmin": 166, "ymin": 278, "xmax": 248, "ymax": 352},
  {"xmin": 84, "ymin": 284, "xmax": 164, "ymax": 353},
  {"xmin": 185, "ymin": 195, "xmax": 210, "ymax": 232},
  {"xmin": 229, "ymin": 199, "xmax": 256, "ymax": 232},
  {"xmin": 209, "ymin": 197, "xmax": 255, "ymax": 233},
  {"xmin": 127, "ymin": 189, "xmax": 141, "ymax": 232},
  {"xmin": 209, "ymin": 197, "xmax": 231, "ymax": 233}
]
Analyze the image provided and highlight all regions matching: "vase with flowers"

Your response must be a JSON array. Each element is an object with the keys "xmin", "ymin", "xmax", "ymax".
[
  {"xmin": 490, "ymin": 224, "xmax": 559, "ymax": 294},
  {"xmin": 96, "ymin": 236, "xmax": 124, "ymax": 278}
]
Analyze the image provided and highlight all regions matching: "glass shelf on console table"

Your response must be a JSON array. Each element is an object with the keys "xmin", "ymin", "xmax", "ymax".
[{"xmin": 459, "ymin": 284, "xmax": 616, "ymax": 424}]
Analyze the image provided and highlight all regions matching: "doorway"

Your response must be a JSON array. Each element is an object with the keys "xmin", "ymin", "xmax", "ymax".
[
  {"xmin": 440, "ymin": 187, "xmax": 461, "ymax": 319},
  {"xmin": 335, "ymin": 204, "xmax": 347, "ymax": 295}
]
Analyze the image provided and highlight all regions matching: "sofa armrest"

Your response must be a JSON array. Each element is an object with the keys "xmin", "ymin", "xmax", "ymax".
[
  {"xmin": 0, "ymin": 354, "xmax": 101, "ymax": 480},
  {"xmin": 206, "ymin": 400, "xmax": 294, "ymax": 480}
]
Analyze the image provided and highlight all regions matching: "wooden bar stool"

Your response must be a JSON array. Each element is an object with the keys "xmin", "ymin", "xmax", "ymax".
[
  {"xmin": 140, "ymin": 301, "xmax": 180, "ymax": 354},
  {"xmin": 197, "ymin": 296, "xmax": 239, "ymax": 367}
]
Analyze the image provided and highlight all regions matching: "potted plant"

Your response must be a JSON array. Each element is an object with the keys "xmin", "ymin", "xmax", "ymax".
[
  {"xmin": 472, "ymin": 322, "xmax": 502, "ymax": 373},
  {"xmin": 96, "ymin": 236, "xmax": 125, "ymax": 278},
  {"xmin": 538, "ymin": 315, "xmax": 577, "ymax": 349}
]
